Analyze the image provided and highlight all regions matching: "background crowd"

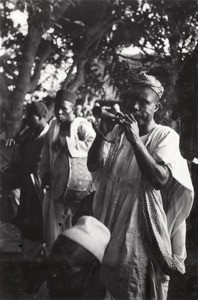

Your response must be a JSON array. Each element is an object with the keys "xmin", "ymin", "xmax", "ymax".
[
  {"xmin": 0, "ymin": 71, "xmax": 197, "ymax": 300},
  {"xmin": 0, "ymin": 1, "xmax": 198, "ymax": 299}
]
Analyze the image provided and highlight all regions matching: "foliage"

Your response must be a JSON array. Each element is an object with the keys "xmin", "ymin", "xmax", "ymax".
[{"xmin": 0, "ymin": 0, "xmax": 198, "ymax": 136}]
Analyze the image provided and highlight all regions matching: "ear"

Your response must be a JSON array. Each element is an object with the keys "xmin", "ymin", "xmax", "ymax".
[{"xmin": 154, "ymin": 102, "xmax": 160, "ymax": 112}]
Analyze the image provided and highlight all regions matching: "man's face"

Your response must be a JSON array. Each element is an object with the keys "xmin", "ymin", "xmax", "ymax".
[
  {"xmin": 47, "ymin": 237, "xmax": 97, "ymax": 299},
  {"xmin": 26, "ymin": 113, "xmax": 42, "ymax": 130},
  {"xmin": 124, "ymin": 86, "xmax": 159, "ymax": 127},
  {"xmin": 54, "ymin": 100, "xmax": 74, "ymax": 124},
  {"xmin": 47, "ymin": 258, "xmax": 87, "ymax": 298}
]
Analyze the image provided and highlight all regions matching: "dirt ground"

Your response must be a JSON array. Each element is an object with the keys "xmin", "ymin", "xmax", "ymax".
[{"xmin": 0, "ymin": 220, "xmax": 198, "ymax": 300}]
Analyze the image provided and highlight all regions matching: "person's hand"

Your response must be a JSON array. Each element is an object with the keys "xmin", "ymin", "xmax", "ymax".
[
  {"xmin": 5, "ymin": 138, "xmax": 16, "ymax": 147},
  {"xmin": 124, "ymin": 114, "xmax": 140, "ymax": 144}
]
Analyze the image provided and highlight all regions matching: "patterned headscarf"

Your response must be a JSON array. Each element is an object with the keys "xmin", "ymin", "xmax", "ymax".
[{"xmin": 136, "ymin": 71, "xmax": 164, "ymax": 98}]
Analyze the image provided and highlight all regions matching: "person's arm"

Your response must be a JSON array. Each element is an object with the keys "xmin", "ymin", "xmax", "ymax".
[
  {"xmin": 124, "ymin": 116, "xmax": 170, "ymax": 190},
  {"xmin": 87, "ymin": 131, "xmax": 106, "ymax": 172},
  {"xmin": 87, "ymin": 119, "xmax": 115, "ymax": 172},
  {"xmin": 5, "ymin": 120, "xmax": 28, "ymax": 147},
  {"xmin": 39, "ymin": 131, "xmax": 51, "ymax": 188},
  {"xmin": 66, "ymin": 119, "xmax": 96, "ymax": 157},
  {"xmin": 76, "ymin": 120, "xmax": 96, "ymax": 151}
]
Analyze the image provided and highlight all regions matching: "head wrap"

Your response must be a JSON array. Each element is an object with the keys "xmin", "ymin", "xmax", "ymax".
[
  {"xmin": 55, "ymin": 90, "xmax": 77, "ymax": 105},
  {"xmin": 26, "ymin": 101, "xmax": 48, "ymax": 118},
  {"xmin": 135, "ymin": 71, "xmax": 164, "ymax": 98},
  {"xmin": 61, "ymin": 216, "xmax": 111, "ymax": 263}
]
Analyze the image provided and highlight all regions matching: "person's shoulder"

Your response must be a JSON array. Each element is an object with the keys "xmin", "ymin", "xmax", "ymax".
[
  {"xmin": 75, "ymin": 116, "xmax": 89, "ymax": 123},
  {"xmin": 154, "ymin": 124, "xmax": 179, "ymax": 139},
  {"xmin": 48, "ymin": 119, "xmax": 58, "ymax": 129},
  {"xmin": 149, "ymin": 124, "xmax": 179, "ymax": 146},
  {"xmin": 75, "ymin": 117, "xmax": 92, "ymax": 127},
  {"xmin": 46, "ymin": 120, "xmax": 59, "ymax": 137}
]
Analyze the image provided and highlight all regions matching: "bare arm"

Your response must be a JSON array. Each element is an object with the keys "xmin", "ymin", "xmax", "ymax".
[
  {"xmin": 124, "ymin": 116, "xmax": 170, "ymax": 189},
  {"xmin": 87, "ymin": 131, "xmax": 106, "ymax": 172},
  {"xmin": 87, "ymin": 119, "xmax": 115, "ymax": 172}
]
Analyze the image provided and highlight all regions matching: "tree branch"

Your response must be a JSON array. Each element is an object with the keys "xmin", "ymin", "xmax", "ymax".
[
  {"xmin": 67, "ymin": 59, "xmax": 88, "ymax": 91},
  {"xmin": 29, "ymin": 40, "xmax": 54, "ymax": 92},
  {"xmin": 7, "ymin": 0, "xmax": 72, "ymax": 137}
]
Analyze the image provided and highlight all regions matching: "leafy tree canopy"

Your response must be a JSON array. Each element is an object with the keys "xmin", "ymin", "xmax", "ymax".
[{"xmin": 0, "ymin": 0, "xmax": 198, "ymax": 136}]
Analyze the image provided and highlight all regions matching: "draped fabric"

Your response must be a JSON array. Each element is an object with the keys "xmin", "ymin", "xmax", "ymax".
[
  {"xmin": 40, "ymin": 118, "xmax": 96, "ymax": 197},
  {"xmin": 42, "ymin": 189, "xmax": 64, "ymax": 255},
  {"xmin": 92, "ymin": 124, "xmax": 194, "ymax": 300},
  {"xmin": 16, "ymin": 125, "xmax": 49, "ymax": 260},
  {"xmin": 40, "ymin": 118, "xmax": 96, "ymax": 254},
  {"xmin": 139, "ymin": 180, "xmax": 186, "ymax": 275}
]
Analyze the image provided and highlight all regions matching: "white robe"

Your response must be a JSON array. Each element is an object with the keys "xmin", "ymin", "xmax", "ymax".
[
  {"xmin": 39, "ymin": 118, "xmax": 96, "ymax": 254},
  {"xmin": 92, "ymin": 124, "xmax": 194, "ymax": 300}
]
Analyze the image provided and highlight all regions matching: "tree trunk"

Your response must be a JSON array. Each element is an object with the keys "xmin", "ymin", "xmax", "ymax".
[
  {"xmin": 0, "ymin": 73, "xmax": 9, "ymax": 137},
  {"xmin": 61, "ymin": 14, "xmax": 115, "ymax": 92},
  {"xmin": 63, "ymin": 59, "xmax": 88, "ymax": 92},
  {"xmin": 6, "ymin": 24, "xmax": 43, "ymax": 138},
  {"xmin": 6, "ymin": 0, "xmax": 71, "ymax": 138}
]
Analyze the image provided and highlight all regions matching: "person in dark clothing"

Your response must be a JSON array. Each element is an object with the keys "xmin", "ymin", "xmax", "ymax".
[
  {"xmin": 37, "ymin": 215, "xmax": 111, "ymax": 299},
  {"xmin": 14, "ymin": 101, "xmax": 49, "ymax": 261}
]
